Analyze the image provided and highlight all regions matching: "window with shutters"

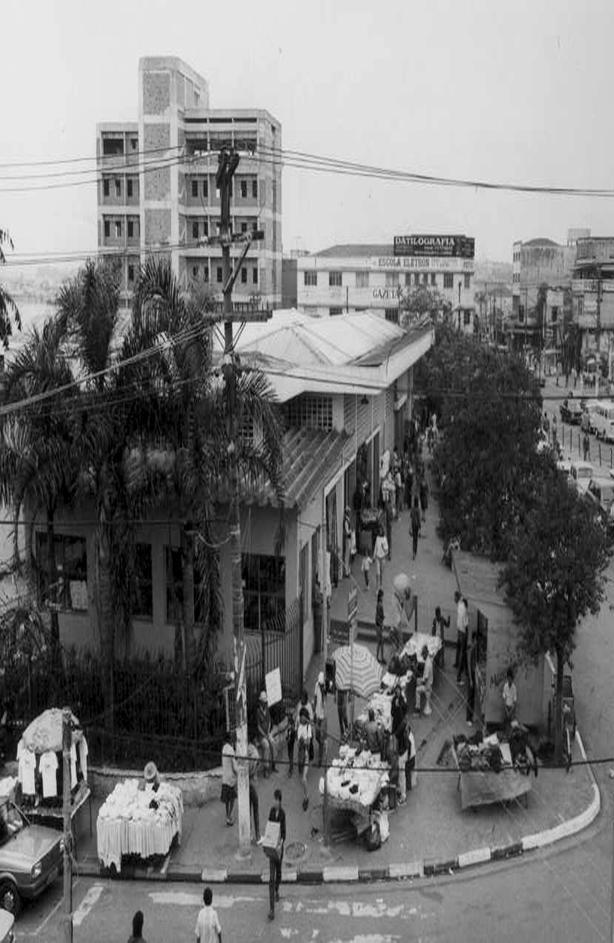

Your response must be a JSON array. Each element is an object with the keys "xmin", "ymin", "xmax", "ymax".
[{"xmin": 329, "ymin": 271, "xmax": 342, "ymax": 287}]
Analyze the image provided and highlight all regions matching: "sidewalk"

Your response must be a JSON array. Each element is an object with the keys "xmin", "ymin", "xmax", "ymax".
[{"xmin": 74, "ymin": 471, "xmax": 600, "ymax": 884}]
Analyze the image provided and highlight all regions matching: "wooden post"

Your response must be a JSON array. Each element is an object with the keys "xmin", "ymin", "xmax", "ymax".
[{"xmin": 61, "ymin": 707, "xmax": 73, "ymax": 943}]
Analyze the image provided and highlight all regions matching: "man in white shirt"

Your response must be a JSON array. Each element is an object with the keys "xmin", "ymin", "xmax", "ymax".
[
  {"xmin": 415, "ymin": 646, "xmax": 434, "ymax": 715},
  {"xmin": 195, "ymin": 886, "xmax": 222, "ymax": 943}
]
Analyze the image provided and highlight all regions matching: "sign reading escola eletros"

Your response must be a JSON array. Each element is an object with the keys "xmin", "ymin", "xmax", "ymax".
[{"xmin": 394, "ymin": 234, "xmax": 475, "ymax": 258}]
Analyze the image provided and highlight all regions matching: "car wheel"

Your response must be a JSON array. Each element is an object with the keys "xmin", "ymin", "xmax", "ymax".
[{"xmin": 0, "ymin": 881, "xmax": 21, "ymax": 916}]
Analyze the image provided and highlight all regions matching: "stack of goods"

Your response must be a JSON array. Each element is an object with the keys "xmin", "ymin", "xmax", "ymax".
[
  {"xmin": 16, "ymin": 708, "xmax": 88, "ymax": 809},
  {"xmin": 97, "ymin": 779, "xmax": 183, "ymax": 872},
  {"xmin": 322, "ymin": 745, "xmax": 389, "ymax": 808},
  {"xmin": 356, "ymin": 691, "xmax": 393, "ymax": 733},
  {"xmin": 402, "ymin": 632, "xmax": 441, "ymax": 661},
  {"xmin": 454, "ymin": 731, "xmax": 507, "ymax": 774}
]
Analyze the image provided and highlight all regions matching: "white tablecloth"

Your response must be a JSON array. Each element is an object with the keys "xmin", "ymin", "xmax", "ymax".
[{"xmin": 96, "ymin": 779, "xmax": 183, "ymax": 871}]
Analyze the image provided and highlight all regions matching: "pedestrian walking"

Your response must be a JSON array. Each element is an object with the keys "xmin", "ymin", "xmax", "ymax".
[
  {"xmin": 583, "ymin": 431, "xmax": 590, "ymax": 461},
  {"xmin": 410, "ymin": 499, "xmax": 421, "ymax": 560},
  {"xmin": 267, "ymin": 789, "xmax": 286, "ymax": 921},
  {"xmin": 375, "ymin": 589, "xmax": 385, "ymax": 663},
  {"xmin": 453, "ymin": 591, "xmax": 469, "ymax": 684},
  {"xmin": 502, "ymin": 668, "xmax": 518, "ymax": 731},
  {"xmin": 361, "ymin": 550, "xmax": 372, "ymax": 588},
  {"xmin": 257, "ymin": 691, "xmax": 278, "ymax": 775},
  {"xmin": 296, "ymin": 707, "xmax": 313, "ymax": 811},
  {"xmin": 384, "ymin": 498, "xmax": 393, "ymax": 559},
  {"xmin": 313, "ymin": 671, "xmax": 328, "ymax": 767},
  {"xmin": 337, "ymin": 687, "xmax": 349, "ymax": 740},
  {"xmin": 406, "ymin": 723, "xmax": 417, "ymax": 792},
  {"xmin": 127, "ymin": 910, "xmax": 147, "ymax": 943},
  {"xmin": 414, "ymin": 645, "xmax": 433, "ymax": 716},
  {"xmin": 419, "ymin": 476, "xmax": 428, "ymax": 525},
  {"xmin": 373, "ymin": 525, "xmax": 388, "ymax": 591},
  {"xmin": 466, "ymin": 631, "xmax": 478, "ymax": 726},
  {"xmin": 286, "ymin": 709, "xmax": 296, "ymax": 777},
  {"xmin": 432, "ymin": 606, "xmax": 450, "ymax": 668},
  {"xmin": 196, "ymin": 887, "xmax": 222, "ymax": 943},
  {"xmin": 248, "ymin": 734, "xmax": 261, "ymax": 844},
  {"xmin": 220, "ymin": 732, "xmax": 237, "ymax": 826},
  {"xmin": 395, "ymin": 717, "xmax": 409, "ymax": 805},
  {"xmin": 342, "ymin": 507, "xmax": 352, "ymax": 577}
]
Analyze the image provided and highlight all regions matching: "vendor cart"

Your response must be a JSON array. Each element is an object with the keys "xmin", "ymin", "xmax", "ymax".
[{"xmin": 451, "ymin": 744, "xmax": 532, "ymax": 811}]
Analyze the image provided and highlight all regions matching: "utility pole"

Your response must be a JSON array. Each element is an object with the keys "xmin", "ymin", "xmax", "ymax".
[
  {"xmin": 61, "ymin": 707, "xmax": 73, "ymax": 943},
  {"xmin": 216, "ymin": 146, "xmax": 268, "ymax": 860}
]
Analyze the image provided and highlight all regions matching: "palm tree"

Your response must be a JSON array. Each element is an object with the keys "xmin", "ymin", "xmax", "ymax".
[
  {"xmin": 0, "ymin": 317, "xmax": 74, "ymax": 669},
  {"xmin": 0, "ymin": 229, "xmax": 21, "ymax": 349}
]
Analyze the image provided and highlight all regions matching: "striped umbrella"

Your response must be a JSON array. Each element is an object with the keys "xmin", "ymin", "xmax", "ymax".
[{"xmin": 333, "ymin": 643, "xmax": 384, "ymax": 699}]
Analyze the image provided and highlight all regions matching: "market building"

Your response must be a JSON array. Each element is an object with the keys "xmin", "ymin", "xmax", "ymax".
[
  {"xmin": 571, "ymin": 236, "xmax": 614, "ymax": 363},
  {"xmin": 96, "ymin": 56, "xmax": 282, "ymax": 307},
  {"xmin": 296, "ymin": 236, "xmax": 475, "ymax": 329},
  {"xmin": 31, "ymin": 312, "xmax": 433, "ymax": 693},
  {"xmin": 508, "ymin": 232, "xmax": 583, "ymax": 352}
]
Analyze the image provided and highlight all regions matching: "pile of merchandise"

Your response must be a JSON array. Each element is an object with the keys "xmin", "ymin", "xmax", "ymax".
[
  {"xmin": 97, "ymin": 779, "xmax": 183, "ymax": 871},
  {"xmin": 454, "ymin": 727, "xmax": 537, "ymax": 777},
  {"xmin": 355, "ymin": 690, "xmax": 393, "ymax": 733},
  {"xmin": 322, "ymin": 745, "xmax": 389, "ymax": 807}
]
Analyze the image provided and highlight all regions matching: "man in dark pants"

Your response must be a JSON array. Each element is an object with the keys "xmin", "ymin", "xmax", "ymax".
[
  {"xmin": 268, "ymin": 789, "xmax": 286, "ymax": 920},
  {"xmin": 466, "ymin": 631, "xmax": 478, "ymax": 725}
]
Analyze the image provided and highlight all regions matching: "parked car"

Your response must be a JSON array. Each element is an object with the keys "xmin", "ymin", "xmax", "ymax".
[
  {"xmin": 560, "ymin": 399, "xmax": 583, "ymax": 424},
  {"xmin": 586, "ymin": 477, "xmax": 614, "ymax": 535},
  {"xmin": 580, "ymin": 399, "xmax": 601, "ymax": 433},
  {"xmin": 0, "ymin": 799, "xmax": 63, "ymax": 915},
  {"xmin": 0, "ymin": 912, "xmax": 13, "ymax": 943},
  {"xmin": 569, "ymin": 461, "xmax": 594, "ymax": 495}
]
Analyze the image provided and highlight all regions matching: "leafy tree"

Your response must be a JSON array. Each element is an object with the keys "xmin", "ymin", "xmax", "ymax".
[
  {"xmin": 399, "ymin": 285, "xmax": 451, "ymax": 327},
  {"xmin": 500, "ymin": 467, "xmax": 609, "ymax": 760},
  {"xmin": 0, "ymin": 229, "xmax": 22, "ymax": 348}
]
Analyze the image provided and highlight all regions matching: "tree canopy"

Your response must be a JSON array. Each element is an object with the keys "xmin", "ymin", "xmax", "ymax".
[{"xmin": 0, "ymin": 229, "xmax": 22, "ymax": 349}]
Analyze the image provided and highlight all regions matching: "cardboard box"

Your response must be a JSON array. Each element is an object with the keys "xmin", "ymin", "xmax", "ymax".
[{"xmin": 262, "ymin": 820, "xmax": 282, "ymax": 861}]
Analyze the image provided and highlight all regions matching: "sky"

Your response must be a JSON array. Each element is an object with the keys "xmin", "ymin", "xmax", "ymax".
[{"xmin": 3, "ymin": 0, "xmax": 614, "ymax": 267}]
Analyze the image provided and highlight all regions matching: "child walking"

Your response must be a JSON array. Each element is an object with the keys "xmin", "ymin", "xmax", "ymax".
[
  {"xmin": 375, "ymin": 589, "xmax": 385, "ymax": 663},
  {"xmin": 361, "ymin": 550, "xmax": 372, "ymax": 588}
]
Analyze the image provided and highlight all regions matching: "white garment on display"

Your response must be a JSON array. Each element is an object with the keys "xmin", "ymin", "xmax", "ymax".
[
  {"xmin": 70, "ymin": 743, "xmax": 78, "ymax": 789},
  {"xmin": 78, "ymin": 738, "xmax": 88, "ymax": 783},
  {"xmin": 19, "ymin": 750, "xmax": 36, "ymax": 795},
  {"xmin": 16, "ymin": 738, "xmax": 25, "ymax": 762},
  {"xmin": 39, "ymin": 751, "xmax": 58, "ymax": 798}
]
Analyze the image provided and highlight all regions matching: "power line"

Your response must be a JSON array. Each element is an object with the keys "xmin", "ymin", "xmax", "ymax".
[{"xmin": 0, "ymin": 143, "xmax": 184, "ymax": 170}]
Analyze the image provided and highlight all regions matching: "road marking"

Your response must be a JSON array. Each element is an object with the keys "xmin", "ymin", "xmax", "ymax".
[
  {"xmin": 29, "ymin": 878, "xmax": 80, "ymax": 938},
  {"xmin": 73, "ymin": 883, "xmax": 104, "ymax": 927},
  {"xmin": 149, "ymin": 890, "xmax": 261, "ymax": 908}
]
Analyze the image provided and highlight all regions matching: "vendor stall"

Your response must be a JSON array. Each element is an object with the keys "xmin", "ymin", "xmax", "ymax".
[
  {"xmin": 96, "ymin": 778, "xmax": 183, "ymax": 872},
  {"xmin": 321, "ymin": 744, "xmax": 389, "ymax": 838},
  {"xmin": 451, "ymin": 728, "xmax": 536, "ymax": 811}
]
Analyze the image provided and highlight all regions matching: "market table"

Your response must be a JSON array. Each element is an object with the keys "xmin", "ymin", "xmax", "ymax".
[
  {"xmin": 451, "ymin": 744, "xmax": 532, "ymax": 811},
  {"xmin": 321, "ymin": 746, "xmax": 389, "ymax": 839},
  {"xmin": 96, "ymin": 779, "xmax": 183, "ymax": 872}
]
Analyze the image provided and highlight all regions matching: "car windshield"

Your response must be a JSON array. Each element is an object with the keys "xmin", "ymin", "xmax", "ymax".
[{"xmin": 0, "ymin": 802, "xmax": 25, "ymax": 846}]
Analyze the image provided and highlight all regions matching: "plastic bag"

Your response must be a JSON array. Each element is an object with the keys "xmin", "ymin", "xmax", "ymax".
[{"xmin": 378, "ymin": 810, "xmax": 390, "ymax": 844}]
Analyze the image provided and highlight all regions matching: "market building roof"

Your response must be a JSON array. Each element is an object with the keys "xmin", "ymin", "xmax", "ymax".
[{"xmin": 314, "ymin": 244, "xmax": 393, "ymax": 258}]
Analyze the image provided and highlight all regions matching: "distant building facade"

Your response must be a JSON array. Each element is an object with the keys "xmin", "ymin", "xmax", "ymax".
[
  {"xmin": 509, "ymin": 234, "xmax": 580, "ymax": 349},
  {"xmin": 96, "ymin": 57, "xmax": 282, "ymax": 306},
  {"xmin": 572, "ymin": 236, "xmax": 614, "ymax": 354},
  {"xmin": 296, "ymin": 238, "xmax": 475, "ymax": 328}
]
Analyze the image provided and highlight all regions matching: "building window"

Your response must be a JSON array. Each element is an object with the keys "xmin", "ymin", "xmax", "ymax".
[
  {"xmin": 304, "ymin": 271, "xmax": 317, "ymax": 287},
  {"xmin": 329, "ymin": 271, "xmax": 342, "ymax": 287},
  {"xmin": 202, "ymin": 265, "xmax": 209, "ymax": 283},
  {"xmin": 252, "ymin": 180, "xmax": 258, "ymax": 199},
  {"xmin": 36, "ymin": 533, "xmax": 88, "ymax": 612},
  {"xmin": 330, "ymin": 307, "xmax": 343, "ymax": 316},
  {"xmin": 128, "ymin": 263, "xmax": 135, "ymax": 283},
  {"xmin": 216, "ymin": 266, "xmax": 223, "ymax": 283},
  {"xmin": 241, "ymin": 180, "xmax": 248, "ymax": 198},
  {"xmin": 385, "ymin": 272, "xmax": 399, "ymax": 287},
  {"xmin": 191, "ymin": 180, "xmax": 198, "ymax": 198},
  {"xmin": 127, "ymin": 179, "xmax": 134, "ymax": 198},
  {"xmin": 192, "ymin": 265, "xmax": 199, "ymax": 279},
  {"xmin": 444, "ymin": 273, "xmax": 454, "ymax": 289},
  {"xmin": 385, "ymin": 309, "xmax": 399, "ymax": 324},
  {"xmin": 203, "ymin": 179, "xmax": 208, "ymax": 199},
  {"xmin": 241, "ymin": 222, "xmax": 247, "ymax": 233},
  {"xmin": 114, "ymin": 179, "xmax": 121, "ymax": 198},
  {"xmin": 130, "ymin": 138, "xmax": 138, "ymax": 151},
  {"xmin": 285, "ymin": 393, "xmax": 333, "ymax": 431},
  {"xmin": 551, "ymin": 307, "xmax": 559, "ymax": 323},
  {"xmin": 115, "ymin": 220, "xmax": 122, "ymax": 238},
  {"xmin": 464, "ymin": 273, "xmax": 471, "ymax": 290},
  {"xmin": 104, "ymin": 220, "xmax": 110, "ymax": 238},
  {"xmin": 431, "ymin": 273, "xmax": 437, "ymax": 286},
  {"xmin": 165, "ymin": 547, "xmax": 205, "ymax": 624},
  {"xmin": 102, "ymin": 138, "xmax": 123, "ymax": 156},
  {"xmin": 203, "ymin": 220, "xmax": 208, "ymax": 237},
  {"xmin": 132, "ymin": 543, "xmax": 153, "ymax": 618},
  {"xmin": 356, "ymin": 271, "xmax": 369, "ymax": 288},
  {"xmin": 103, "ymin": 179, "xmax": 110, "ymax": 198},
  {"xmin": 253, "ymin": 268, "xmax": 258, "ymax": 284},
  {"xmin": 422, "ymin": 273, "xmax": 429, "ymax": 285},
  {"xmin": 242, "ymin": 554, "xmax": 286, "ymax": 633},
  {"xmin": 241, "ymin": 266, "xmax": 248, "ymax": 283},
  {"xmin": 252, "ymin": 221, "xmax": 258, "ymax": 232},
  {"xmin": 414, "ymin": 273, "xmax": 420, "ymax": 285},
  {"xmin": 463, "ymin": 310, "xmax": 471, "ymax": 326},
  {"xmin": 192, "ymin": 221, "xmax": 199, "ymax": 240},
  {"xmin": 404, "ymin": 273, "xmax": 412, "ymax": 288},
  {"xmin": 128, "ymin": 220, "xmax": 134, "ymax": 238}
]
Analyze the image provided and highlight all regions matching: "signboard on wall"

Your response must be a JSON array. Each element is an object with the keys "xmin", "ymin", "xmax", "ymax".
[
  {"xmin": 393, "ymin": 235, "xmax": 475, "ymax": 259},
  {"xmin": 265, "ymin": 667, "xmax": 282, "ymax": 706}
]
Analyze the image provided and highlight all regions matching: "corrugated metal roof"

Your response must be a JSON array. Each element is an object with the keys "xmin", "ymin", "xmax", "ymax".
[{"xmin": 315, "ymin": 244, "xmax": 393, "ymax": 258}]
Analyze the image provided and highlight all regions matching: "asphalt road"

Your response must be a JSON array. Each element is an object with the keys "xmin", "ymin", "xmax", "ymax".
[{"xmin": 14, "ymin": 377, "xmax": 614, "ymax": 941}]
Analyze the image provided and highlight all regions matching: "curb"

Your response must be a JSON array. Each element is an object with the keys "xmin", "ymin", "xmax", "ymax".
[{"xmin": 77, "ymin": 729, "xmax": 601, "ymax": 887}]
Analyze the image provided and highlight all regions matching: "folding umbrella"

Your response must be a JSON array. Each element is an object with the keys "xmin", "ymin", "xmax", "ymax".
[{"xmin": 333, "ymin": 643, "xmax": 384, "ymax": 699}]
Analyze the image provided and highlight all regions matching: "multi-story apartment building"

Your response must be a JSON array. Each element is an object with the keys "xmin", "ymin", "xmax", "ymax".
[
  {"xmin": 296, "ymin": 236, "xmax": 475, "ymax": 330},
  {"xmin": 96, "ymin": 57, "xmax": 282, "ymax": 306},
  {"xmin": 509, "ymin": 232, "xmax": 583, "ymax": 350},
  {"xmin": 572, "ymin": 236, "xmax": 614, "ymax": 356}
]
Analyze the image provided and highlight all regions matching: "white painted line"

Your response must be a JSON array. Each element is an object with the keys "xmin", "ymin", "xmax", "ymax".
[
  {"xmin": 73, "ymin": 883, "xmax": 104, "ymax": 927},
  {"xmin": 457, "ymin": 847, "xmax": 491, "ymax": 868},
  {"xmin": 149, "ymin": 890, "xmax": 261, "ymax": 908},
  {"xmin": 323, "ymin": 865, "xmax": 359, "ymax": 882},
  {"xmin": 200, "ymin": 868, "xmax": 228, "ymax": 882},
  {"xmin": 388, "ymin": 861, "xmax": 423, "ymax": 879}
]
